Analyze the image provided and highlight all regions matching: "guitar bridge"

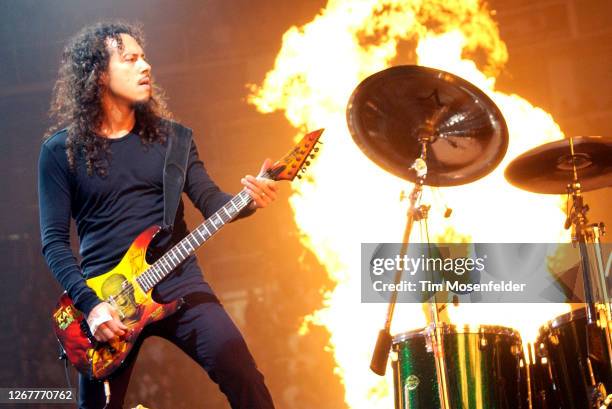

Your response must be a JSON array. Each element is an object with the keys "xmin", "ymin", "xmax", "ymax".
[{"xmin": 107, "ymin": 295, "xmax": 126, "ymax": 319}]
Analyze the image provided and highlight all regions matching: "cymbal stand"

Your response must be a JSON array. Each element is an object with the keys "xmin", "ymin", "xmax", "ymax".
[
  {"xmin": 369, "ymin": 132, "xmax": 451, "ymax": 409},
  {"xmin": 565, "ymin": 137, "xmax": 611, "ymax": 407},
  {"xmin": 565, "ymin": 137, "xmax": 609, "ymax": 321}
]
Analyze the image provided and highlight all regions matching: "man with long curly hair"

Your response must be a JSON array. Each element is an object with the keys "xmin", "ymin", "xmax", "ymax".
[{"xmin": 38, "ymin": 21, "xmax": 277, "ymax": 409}]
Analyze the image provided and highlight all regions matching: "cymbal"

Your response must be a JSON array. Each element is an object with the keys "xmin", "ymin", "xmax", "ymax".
[
  {"xmin": 505, "ymin": 136, "xmax": 612, "ymax": 194},
  {"xmin": 346, "ymin": 65, "xmax": 509, "ymax": 186}
]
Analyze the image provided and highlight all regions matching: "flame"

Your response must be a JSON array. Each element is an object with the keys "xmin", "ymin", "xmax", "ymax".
[{"xmin": 249, "ymin": 1, "xmax": 571, "ymax": 408}]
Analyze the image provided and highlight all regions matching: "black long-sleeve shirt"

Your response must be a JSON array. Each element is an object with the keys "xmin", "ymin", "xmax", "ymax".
[{"xmin": 38, "ymin": 123, "xmax": 251, "ymax": 316}]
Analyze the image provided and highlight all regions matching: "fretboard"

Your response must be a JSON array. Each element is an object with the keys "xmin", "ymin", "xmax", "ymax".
[{"xmin": 135, "ymin": 189, "xmax": 253, "ymax": 293}]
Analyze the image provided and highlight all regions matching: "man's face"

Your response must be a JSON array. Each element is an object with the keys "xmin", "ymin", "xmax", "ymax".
[{"xmin": 104, "ymin": 33, "xmax": 152, "ymax": 105}]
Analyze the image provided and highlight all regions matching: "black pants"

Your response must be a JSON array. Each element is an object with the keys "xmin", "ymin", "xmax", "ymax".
[{"xmin": 78, "ymin": 296, "xmax": 275, "ymax": 409}]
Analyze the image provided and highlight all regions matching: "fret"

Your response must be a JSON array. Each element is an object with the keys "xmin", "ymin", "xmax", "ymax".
[
  {"xmin": 168, "ymin": 251, "xmax": 180, "ymax": 266},
  {"xmin": 218, "ymin": 211, "xmax": 228, "ymax": 223},
  {"xmin": 186, "ymin": 234, "xmax": 196, "ymax": 248},
  {"xmin": 181, "ymin": 241, "xmax": 191, "ymax": 254},
  {"xmin": 156, "ymin": 264, "xmax": 165, "ymax": 278},
  {"xmin": 136, "ymin": 276, "xmax": 144, "ymax": 291},
  {"xmin": 230, "ymin": 200, "xmax": 239, "ymax": 212},
  {"xmin": 172, "ymin": 253, "xmax": 180, "ymax": 267},
  {"xmin": 202, "ymin": 224, "xmax": 212, "ymax": 236},
  {"xmin": 142, "ymin": 275, "xmax": 151, "ymax": 291},
  {"xmin": 161, "ymin": 258, "xmax": 176, "ymax": 274},
  {"xmin": 223, "ymin": 207, "xmax": 232, "ymax": 218},
  {"xmin": 194, "ymin": 228, "xmax": 205, "ymax": 242},
  {"xmin": 154, "ymin": 266, "xmax": 163, "ymax": 281},
  {"xmin": 158, "ymin": 259, "xmax": 169, "ymax": 275},
  {"xmin": 145, "ymin": 272, "xmax": 155, "ymax": 287},
  {"xmin": 206, "ymin": 220, "xmax": 218, "ymax": 232},
  {"xmin": 213, "ymin": 214, "xmax": 224, "ymax": 227},
  {"xmin": 157, "ymin": 256, "xmax": 168, "ymax": 272},
  {"xmin": 166, "ymin": 253, "xmax": 177, "ymax": 271},
  {"xmin": 191, "ymin": 234, "xmax": 200, "ymax": 247},
  {"xmin": 174, "ymin": 241, "xmax": 189, "ymax": 265},
  {"xmin": 143, "ymin": 273, "xmax": 153, "ymax": 288},
  {"xmin": 239, "ymin": 194, "xmax": 250, "ymax": 207},
  {"xmin": 148, "ymin": 271, "xmax": 157, "ymax": 286},
  {"xmin": 142, "ymin": 275, "xmax": 150, "ymax": 290}
]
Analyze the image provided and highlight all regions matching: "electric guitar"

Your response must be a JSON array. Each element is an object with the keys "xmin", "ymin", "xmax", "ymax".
[{"xmin": 51, "ymin": 129, "xmax": 323, "ymax": 380}]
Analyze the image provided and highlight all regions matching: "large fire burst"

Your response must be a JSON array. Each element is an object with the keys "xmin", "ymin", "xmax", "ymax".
[{"xmin": 249, "ymin": 1, "xmax": 572, "ymax": 408}]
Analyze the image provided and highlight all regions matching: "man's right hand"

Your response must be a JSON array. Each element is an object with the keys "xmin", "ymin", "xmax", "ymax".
[{"xmin": 86, "ymin": 302, "xmax": 128, "ymax": 342}]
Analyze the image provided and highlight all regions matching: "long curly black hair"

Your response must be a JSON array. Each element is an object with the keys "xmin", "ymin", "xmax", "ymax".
[{"xmin": 46, "ymin": 21, "xmax": 172, "ymax": 177}]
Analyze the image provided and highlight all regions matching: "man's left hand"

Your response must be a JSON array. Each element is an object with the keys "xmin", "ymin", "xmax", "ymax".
[{"xmin": 241, "ymin": 159, "xmax": 278, "ymax": 210}]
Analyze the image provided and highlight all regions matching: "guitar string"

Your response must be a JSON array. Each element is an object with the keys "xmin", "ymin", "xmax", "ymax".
[
  {"xmin": 90, "ymin": 139, "xmax": 317, "ymax": 321},
  {"xmin": 105, "ymin": 154, "xmax": 301, "ymax": 303},
  {"xmin": 102, "ymin": 152, "xmax": 315, "ymax": 305},
  {"xmin": 106, "ymin": 190, "xmax": 252, "ymax": 303},
  {"xmin": 111, "ymin": 194, "xmax": 248, "ymax": 301}
]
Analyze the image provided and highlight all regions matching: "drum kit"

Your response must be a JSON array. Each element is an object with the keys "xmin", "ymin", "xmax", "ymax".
[{"xmin": 346, "ymin": 65, "xmax": 612, "ymax": 409}]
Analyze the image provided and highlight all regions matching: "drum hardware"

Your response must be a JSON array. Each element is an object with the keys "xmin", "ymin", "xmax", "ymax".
[
  {"xmin": 506, "ymin": 135, "xmax": 612, "ymax": 408},
  {"xmin": 392, "ymin": 324, "xmax": 529, "ymax": 408},
  {"xmin": 505, "ymin": 136, "xmax": 611, "ymax": 325},
  {"xmin": 346, "ymin": 62, "xmax": 612, "ymax": 408},
  {"xmin": 347, "ymin": 65, "xmax": 510, "ymax": 408}
]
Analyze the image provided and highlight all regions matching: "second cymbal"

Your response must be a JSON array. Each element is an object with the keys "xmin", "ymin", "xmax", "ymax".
[{"xmin": 504, "ymin": 136, "xmax": 612, "ymax": 194}]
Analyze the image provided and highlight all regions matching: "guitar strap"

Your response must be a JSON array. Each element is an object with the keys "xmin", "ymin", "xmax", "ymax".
[{"xmin": 163, "ymin": 121, "xmax": 192, "ymax": 231}]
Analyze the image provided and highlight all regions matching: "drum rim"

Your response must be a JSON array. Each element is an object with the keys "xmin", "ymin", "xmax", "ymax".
[
  {"xmin": 392, "ymin": 323, "xmax": 521, "ymax": 344},
  {"xmin": 538, "ymin": 307, "xmax": 587, "ymax": 332},
  {"xmin": 539, "ymin": 305, "xmax": 612, "ymax": 334}
]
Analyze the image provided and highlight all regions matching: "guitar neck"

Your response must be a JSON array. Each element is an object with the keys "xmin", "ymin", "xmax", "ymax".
[{"xmin": 135, "ymin": 189, "xmax": 253, "ymax": 292}]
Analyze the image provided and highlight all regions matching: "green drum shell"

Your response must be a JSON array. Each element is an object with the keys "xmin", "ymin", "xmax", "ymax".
[{"xmin": 392, "ymin": 324, "xmax": 528, "ymax": 409}]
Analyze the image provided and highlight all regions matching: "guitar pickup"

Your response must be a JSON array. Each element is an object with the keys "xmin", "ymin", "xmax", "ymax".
[{"xmin": 107, "ymin": 295, "xmax": 126, "ymax": 319}]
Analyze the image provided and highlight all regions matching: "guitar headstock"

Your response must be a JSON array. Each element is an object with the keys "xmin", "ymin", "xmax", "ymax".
[{"xmin": 265, "ymin": 129, "xmax": 324, "ymax": 181}]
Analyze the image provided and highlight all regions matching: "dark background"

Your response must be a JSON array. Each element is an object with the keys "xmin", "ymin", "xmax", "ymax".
[{"xmin": 1, "ymin": 0, "xmax": 611, "ymax": 408}]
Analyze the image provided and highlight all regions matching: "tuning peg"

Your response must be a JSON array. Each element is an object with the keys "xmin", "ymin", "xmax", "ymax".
[
  {"xmin": 314, "ymin": 147, "xmax": 320, "ymax": 152},
  {"xmin": 305, "ymin": 161, "xmax": 310, "ymax": 166},
  {"xmin": 297, "ymin": 175, "xmax": 302, "ymax": 179},
  {"xmin": 310, "ymin": 154, "xmax": 315, "ymax": 159}
]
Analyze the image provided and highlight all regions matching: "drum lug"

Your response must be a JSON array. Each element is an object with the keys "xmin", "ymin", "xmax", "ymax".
[
  {"xmin": 548, "ymin": 333, "xmax": 559, "ymax": 346},
  {"xmin": 511, "ymin": 344, "xmax": 520, "ymax": 356},
  {"xmin": 425, "ymin": 332, "xmax": 433, "ymax": 353},
  {"xmin": 479, "ymin": 332, "xmax": 487, "ymax": 349}
]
